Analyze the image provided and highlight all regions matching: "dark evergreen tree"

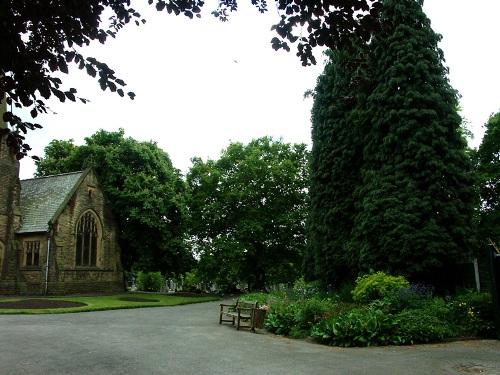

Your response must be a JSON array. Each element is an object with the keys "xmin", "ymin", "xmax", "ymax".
[
  {"xmin": 307, "ymin": 0, "xmax": 477, "ymax": 289},
  {"xmin": 305, "ymin": 49, "xmax": 367, "ymax": 286},
  {"xmin": 352, "ymin": 0, "xmax": 476, "ymax": 288}
]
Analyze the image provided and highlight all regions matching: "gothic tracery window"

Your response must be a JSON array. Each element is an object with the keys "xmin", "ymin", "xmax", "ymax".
[
  {"xmin": 25, "ymin": 241, "xmax": 40, "ymax": 266},
  {"xmin": 76, "ymin": 211, "xmax": 99, "ymax": 266}
]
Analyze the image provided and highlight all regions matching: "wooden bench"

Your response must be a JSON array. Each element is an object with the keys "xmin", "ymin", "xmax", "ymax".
[{"xmin": 219, "ymin": 299, "xmax": 259, "ymax": 330}]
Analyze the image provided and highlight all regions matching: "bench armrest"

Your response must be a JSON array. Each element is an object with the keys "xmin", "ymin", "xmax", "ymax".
[{"xmin": 220, "ymin": 303, "xmax": 237, "ymax": 313}]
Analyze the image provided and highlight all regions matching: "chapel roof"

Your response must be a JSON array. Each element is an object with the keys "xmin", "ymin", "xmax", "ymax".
[{"xmin": 17, "ymin": 171, "xmax": 85, "ymax": 233}]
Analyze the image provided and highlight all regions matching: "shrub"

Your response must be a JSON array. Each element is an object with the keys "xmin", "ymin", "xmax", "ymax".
[
  {"xmin": 377, "ymin": 283, "xmax": 435, "ymax": 313},
  {"xmin": 336, "ymin": 282, "xmax": 355, "ymax": 303},
  {"xmin": 136, "ymin": 271, "xmax": 163, "ymax": 292},
  {"xmin": 243, "ymin": 292, "xmax": 271, "ymax": 308},
  {"xmin": 447, "ymin": 291, "xmax": 495, "ymax": 338},
  {"xmin": 351, "ymin": 271, "xmax": 409, "ymax": 303},
  {"xmin": 311, "ymin": 307, "xmax": 401, "ymax": 347},
  {"xmin": 294, "ymin": 297, "xmax": 332, "ymax": 330},
  {"xmin": 265, "ymin": 300, "xmax": 296, "ymax": 335},
  {"xmin": 286, "ymin": 278, "xmax": 331, "ymax": 300},
  {"xmin": 395, "ymin": 309, "xmax": 452, "ymax": 344}
]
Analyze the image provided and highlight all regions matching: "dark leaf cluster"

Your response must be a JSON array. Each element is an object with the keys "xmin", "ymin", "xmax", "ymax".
[
  {"xmin": 1, "ymin": 0, "xmax": 383, "ymax": 159},
  {"xmin": 1, "ymin": 0, "xmax": 145, "ymax": 157}
]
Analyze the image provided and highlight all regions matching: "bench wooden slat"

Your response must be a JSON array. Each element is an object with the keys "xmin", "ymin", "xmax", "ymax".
[{"xmin": 219, "ymin": 299, "xmax": 259, "ymax": 330}]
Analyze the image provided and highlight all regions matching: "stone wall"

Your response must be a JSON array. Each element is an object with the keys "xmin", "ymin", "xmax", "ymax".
[{"xmin": 0, "ymin": 96, "xmax": 22, "ymax": 293}]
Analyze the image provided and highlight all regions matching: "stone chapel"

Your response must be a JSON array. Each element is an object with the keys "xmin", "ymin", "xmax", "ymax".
[{"xmin": 0, "ymin": 99, "xmax": 124, "ymax": 295}]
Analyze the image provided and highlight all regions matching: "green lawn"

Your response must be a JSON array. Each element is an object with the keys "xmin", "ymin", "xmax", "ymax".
[{"xmin": 0, "ymin": 293, "xmax": 220, "ymax": 314}]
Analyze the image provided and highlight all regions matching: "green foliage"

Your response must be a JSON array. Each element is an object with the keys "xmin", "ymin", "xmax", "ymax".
[
  {"xmin": 183, "ymin": 271, "xmax": 201, "ymax": 287},
  {"xmin": 284, "ymin": 278, "xmax": 329, "ymax": 300},
  {"xmin": 293, "ymin": 298, "xmax": 332, "ymax": 330},
  {"xmin": 136, "ymin": 272, "xmax": 164, "ymax": 292},
  {"xmin": 375, "ymin": 283, "xmax": 435, "ymax": 313},
  {"xmin": 187, "ymin": 137, "xmax": 309, "ymax": 290},
  {"xmin": 447, "ymin": 291, "xmax": 495, "ymax": 337},
  {"xmin": 305, "ymin": 48, "xmax": 365, "ymax": 286},
  {"xmin": 242, "ymin": 293, "xmax": 271, "ymax": 308},
  {"xmin": 351, "ymin": 271, "xmax": 409, "ymax": 303},
  {"xmin": 311, "ymin": 307, "xmax": 401, "ymax": 347},
  {"xmin": 336, "ymin": 283, "xmax": 355, "ymax": 303},
  {"xmin": 248, "ymin": 280, "xmax": 336, "ymax": 337},
  {"xmin": 246, "ymin": 282, "xmax": 496, "ymax": 347},
  {"xmin": 265, "ymin": 300, "xmax": 297, "ymax": 336},
  {"xmin": 352, "ymin": 0, "xmax": 476, "ymax": 287},
  {"xmin": 473, "ymin": 111, "xmax": 500, "ymax": 245},
  {"xmin": 306, "ymin": 0, "xmax": 476, "ymax": 289},
  {"xmin": 264, "ymin": 297, "xmax": 334, "ymax": 338},
  {"xmin": 36, "ymin": 129, "xmax": 195, "ymax": 274},
  {"xmin": 394, "ymin": 309, "xmax": 452, "ymax": 344},
  {"xmin": 3, "ymin": 0, "xmax": 383, "ymax": 158}
]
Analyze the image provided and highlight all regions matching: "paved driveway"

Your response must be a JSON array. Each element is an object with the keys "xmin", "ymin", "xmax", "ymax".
[{"xmin": 1, "ymin": 299, "xmax": 499, "ymax": 374}]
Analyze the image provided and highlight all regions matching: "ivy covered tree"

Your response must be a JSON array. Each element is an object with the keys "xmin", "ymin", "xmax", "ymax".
[
  {"xmin": 187, "ymin": 137, "xmax": 309, "ymax": 290},
  {"xmin": 36, "ymin": 129, "xmax": 194, "ymax": 274},
  {"xmin": 307, "ymin": 0, "xmax": 477, "ymax": 289},
  {"xmin": 473, "ymin": 111, "xmax": 500, "ymax": 245},
  {"xmin": 1, "ymin": 0, "xmax": 383, "ymax": 158}
]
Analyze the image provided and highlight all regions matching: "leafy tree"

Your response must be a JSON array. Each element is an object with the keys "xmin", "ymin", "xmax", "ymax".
[
  {"xmin": 36, "ymin": 129, "xmax": 194, "ymax": 274},
  {"xmin": 33, "ymin": 139, "xmax": 77, "ymax": 176},
  {"xmin": 1, "ymin": 0, "xmax": 383, "ymax": 158},
  {"xmin": 473, "ymin": 111, "xmax": 500, "ymax": 245},
  {"xmin": 187, "ymin": 137, "xmax": 309, "ymax": 290},
  {"xmin": 307, "ymin": 0, "xmax": 477, "ymax": 289}
]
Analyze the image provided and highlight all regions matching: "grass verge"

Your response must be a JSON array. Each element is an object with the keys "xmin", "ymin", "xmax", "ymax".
[{"xmin": 0, "ymin": 293, "xmax": 220, "ymax": 315}]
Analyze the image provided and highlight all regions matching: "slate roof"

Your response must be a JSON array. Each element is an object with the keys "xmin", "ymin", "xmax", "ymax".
[{"xmin": 18, "ymin": 171, "xmax": 85, "ymax": 234}]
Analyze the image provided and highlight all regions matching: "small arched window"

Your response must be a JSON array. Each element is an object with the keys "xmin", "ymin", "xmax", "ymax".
[{"xmin": 76, "ymin": 211, "xmax": 100, "ymax": 266}]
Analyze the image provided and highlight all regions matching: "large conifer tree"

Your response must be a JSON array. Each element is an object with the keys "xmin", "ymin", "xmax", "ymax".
[
  {"xmin": 307, "ymin": 0, "xmax": 476, "ymax": 289},
  {"xmin": 352, "ymin": 0, "xmax": 476, "ymax": 287},
  {"xmin": 305, "ymin": 50, "xmax": 366, "ymax": 285}
]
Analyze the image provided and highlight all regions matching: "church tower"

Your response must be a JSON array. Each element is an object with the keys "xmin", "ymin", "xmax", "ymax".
[{"xmin": 0, "ymin": 96, "xmax": 22, "ymax": 293}]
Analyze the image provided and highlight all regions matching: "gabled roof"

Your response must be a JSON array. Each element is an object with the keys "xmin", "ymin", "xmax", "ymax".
[{"xmin": 17, "ymin": 169, "xmax": 89, "ymax": 234}]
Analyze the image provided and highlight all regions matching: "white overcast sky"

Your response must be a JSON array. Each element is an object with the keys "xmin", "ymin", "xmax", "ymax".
[{"xmin": 15, "ymin": 0, "xmax": 500, "ymax": 179}]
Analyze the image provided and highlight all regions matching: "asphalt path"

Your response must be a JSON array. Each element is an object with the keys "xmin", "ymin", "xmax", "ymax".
[{"xmin": 1, "ymin": 299, "xmax": 499, "ymax": 374}]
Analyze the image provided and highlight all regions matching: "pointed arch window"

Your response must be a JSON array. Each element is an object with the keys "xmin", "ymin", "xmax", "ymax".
[
  {"xmin": 76, "ymin": 211, "xmax": 100, "ymax": 266},
  {"xmin": 25, "ymin": 241, "xmax": 40, "ymax": 266}
]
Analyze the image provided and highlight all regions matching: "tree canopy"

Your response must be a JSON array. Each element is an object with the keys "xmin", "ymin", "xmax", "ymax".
[
  {"xmin": 1, "ymin": 0, "xmax": 382, "ymax": 159},
  {"xmin": 187, "ymin": 137, "xmax": 309, "ymax": 290},
  {"xmin": 473, "ymin": 111, "xmax": 500, "ymax": 246},
  {"xmin": 305, "ymin": 0, "xmax": 477, "ymax": 289},
  {"xmin": 36, "ymin": 129, "xmax": 194, "ymax": 274}
]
